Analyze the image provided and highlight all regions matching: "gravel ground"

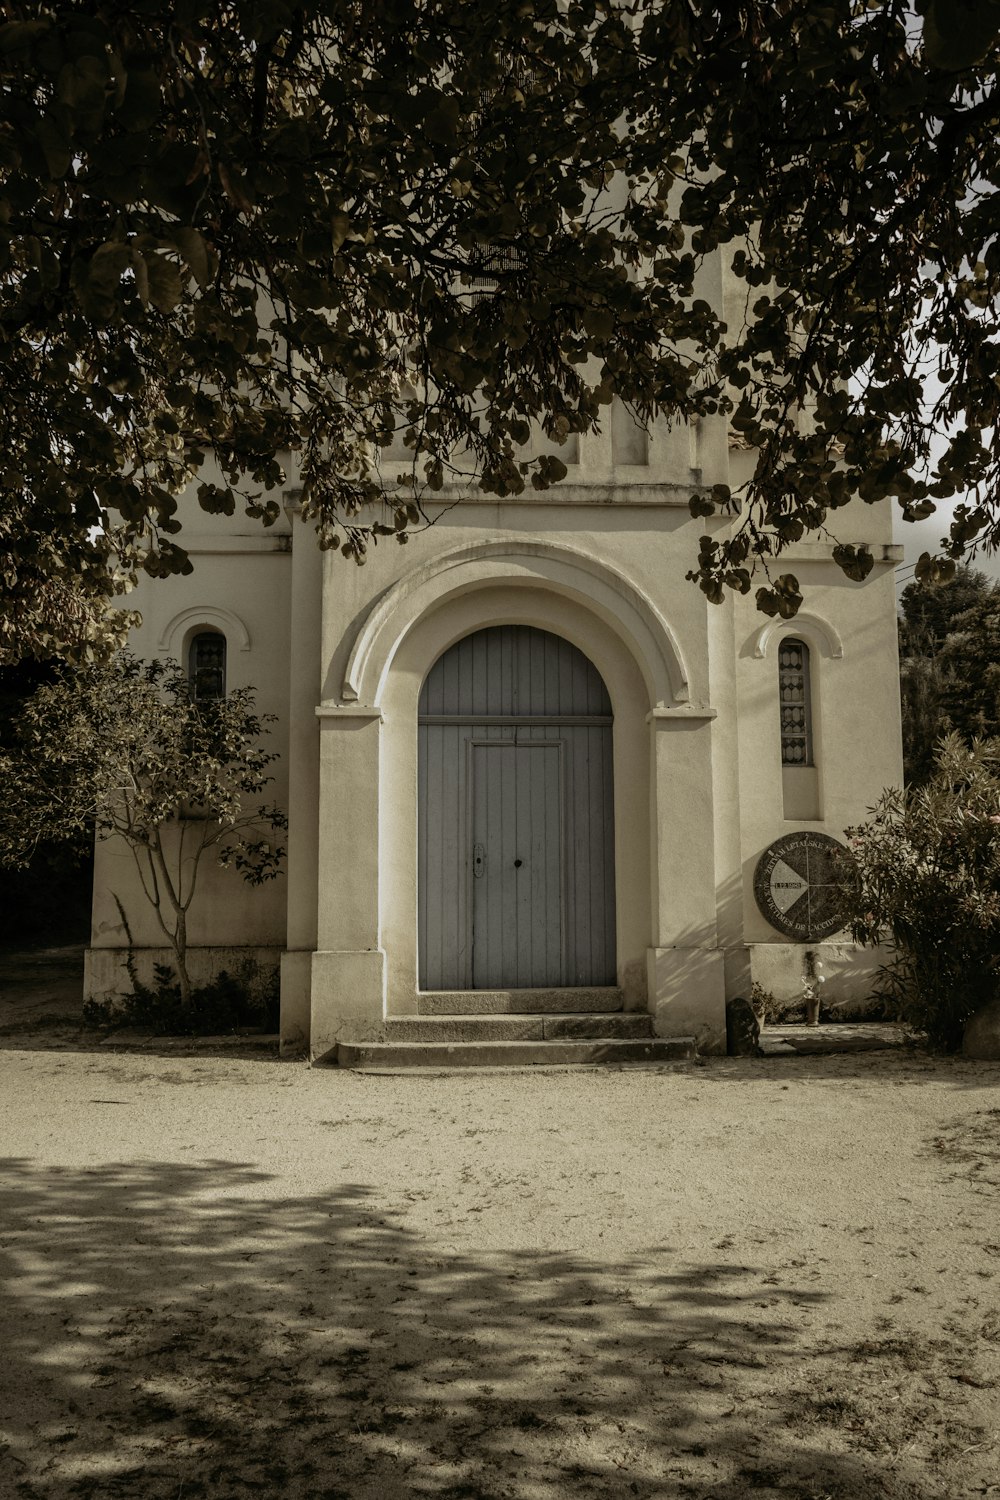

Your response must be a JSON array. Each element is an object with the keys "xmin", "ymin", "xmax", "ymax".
[{"xmin": 1, "ymin": 950, "xmax": 999, "ymax": 1500}]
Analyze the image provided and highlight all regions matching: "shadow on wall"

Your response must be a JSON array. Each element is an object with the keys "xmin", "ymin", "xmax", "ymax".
[
  {"xmin": 747, "ymin": 939, "xmax": 892, "ymax": 1016},
  {"xmin": 0, "ymin": 1155, "xmax": 963, "ymax": 1500}
]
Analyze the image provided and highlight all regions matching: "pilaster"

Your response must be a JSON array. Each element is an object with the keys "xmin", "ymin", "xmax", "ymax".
[
  {"xmin": 309, "ymin": 705, "xmax": 386, "ymax": 1060},
  {"xmin": 278, "ymin": 498, "xmax": 322, "ymax": 1054},
  {"xmin": 647, "ymin": 706, "xmax": 727, "ymax": 1052}
]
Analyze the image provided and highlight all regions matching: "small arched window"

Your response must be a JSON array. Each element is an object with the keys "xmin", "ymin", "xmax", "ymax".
[
  {"xmin": 189, "ymin": 631, "xmax": 226, "ymax": 702},
  {"xmin": 778, "ymin": 638, "xmax": 812, "ymax": 766}
]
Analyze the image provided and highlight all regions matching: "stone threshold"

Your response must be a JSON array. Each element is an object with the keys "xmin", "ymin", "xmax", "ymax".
[{"xmin": 417, "ymin": 988, "xmax": 624, "ymax": 1015}]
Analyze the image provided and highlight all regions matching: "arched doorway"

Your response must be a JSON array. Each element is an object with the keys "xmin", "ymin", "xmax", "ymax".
[{"xmin": 418, "ymin": 625, "xmax": 616, "ymax": 990}]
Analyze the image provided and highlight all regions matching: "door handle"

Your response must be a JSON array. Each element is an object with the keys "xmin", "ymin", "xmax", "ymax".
[{"xmin": 473, "ymin": 844, "xmax": 486, "ymax": 878}]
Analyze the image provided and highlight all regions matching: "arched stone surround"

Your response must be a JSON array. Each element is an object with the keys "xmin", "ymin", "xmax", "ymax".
[
  {"xmin": 342, "ymin": 539, "xmax": 692, "ymax": 709},
  {"xmin": 378, "ymin": 585, "xmax": 652, "ymax": 1017},
  {"xmin": 746, "ymin": 610, "xmax": 844, "ymax": 663},
  {"xmin": 308, "ymin": 541, "xmax": 727, "ymax": 1061},
  {"xmin": 157, "ymin": 604, "xmax": 252, "ymax": 658}
]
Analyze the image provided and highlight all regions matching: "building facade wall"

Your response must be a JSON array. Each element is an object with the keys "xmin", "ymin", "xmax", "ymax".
[
  {"xmin": 84, "ymin": 357, "xmax": 905, "ymax": 1054},
  {"xmin": 84, "ymin": 502, "xmax": 295, "ymax": 1003}
]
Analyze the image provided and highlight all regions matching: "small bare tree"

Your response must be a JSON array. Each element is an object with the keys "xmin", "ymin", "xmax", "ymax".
[{"xmin": 0, "ymin": 654, "xmax": 286, "ymax": 1006}]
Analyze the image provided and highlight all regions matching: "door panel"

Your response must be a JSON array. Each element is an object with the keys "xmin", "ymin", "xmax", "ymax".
[
  {"xmin": 418, "ymin": 626, "xmax": 616, "ymax": 992},
  {"xmin": 471, "ymin": 742, "xmax": 564, "ymax": 988},
  {"xmin": 417, "ymin": 720, "xmax": 472, "ymax": 991}
]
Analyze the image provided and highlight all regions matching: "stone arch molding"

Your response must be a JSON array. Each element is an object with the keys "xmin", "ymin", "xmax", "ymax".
[
  {"xmin": 748, "ymin": 611, "xmax": 844, "ymax": 662},
  {"xmin": 157, "ymin": 605, "xmax": 252, "ymax": 658},
  {"xmin": 342, "ymin": 539, "xmax": 691, "ymax": 709}
]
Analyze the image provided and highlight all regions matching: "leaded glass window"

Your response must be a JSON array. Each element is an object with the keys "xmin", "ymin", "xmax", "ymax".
[
  {"xmin": 778, "ymin": 638, "xmax": 812, "ymax": 765},
  {"xmin": 189, "ymin": 631, "xmax": 226, "ymax": 702}
]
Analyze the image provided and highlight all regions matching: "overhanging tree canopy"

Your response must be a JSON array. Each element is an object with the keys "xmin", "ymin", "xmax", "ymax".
[{"xmin": 2, "ymin": 0, "xmax": 999, "ymax": 662}]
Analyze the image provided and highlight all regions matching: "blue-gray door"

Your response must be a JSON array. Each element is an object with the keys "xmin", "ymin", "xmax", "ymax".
[
  {"xmin": 470, "ymin": 740, "xmax": 564, "ymax": 988},
  {"xmin": 418, "ymin": 625, "xmax": 616, "ymax": 990}
]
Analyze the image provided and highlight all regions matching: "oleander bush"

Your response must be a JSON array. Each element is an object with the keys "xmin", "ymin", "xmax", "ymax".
[{"xmin": 843, "ymin": 734, "xmax": 1000, "ymax": 1051}]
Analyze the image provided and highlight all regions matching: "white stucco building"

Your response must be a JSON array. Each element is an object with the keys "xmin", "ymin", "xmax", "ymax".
[
  {"xmin": 85, "ymin": 276, "xmax": 905, "ymax": 1062},
  {"xmin": 84, "ymin": 437, "xmax": 904, "ymax": 1061}
]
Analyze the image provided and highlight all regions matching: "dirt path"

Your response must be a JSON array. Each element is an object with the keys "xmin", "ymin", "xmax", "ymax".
[{"xmin": 1, "ymin": 1031, "xmax": 998, "ymax": 1500}]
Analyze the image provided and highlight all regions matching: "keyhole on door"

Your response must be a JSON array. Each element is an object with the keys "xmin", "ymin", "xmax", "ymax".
[{"xmin": 513, "ymin": 858, "xmax": 523, "ymax": 868}]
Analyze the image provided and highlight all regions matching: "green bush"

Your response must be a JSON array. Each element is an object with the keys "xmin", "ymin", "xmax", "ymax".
[
  {"xmin": 84, "ymin": 960, "xmax": 279, "ymax": 1037},
  {"xmin": 843, "ymin": 734, "xmax": 1000, "ymax": 1051},
  {"xmin": 750, "ymin": 981, "xmax": 797, "ymax": 1025}
]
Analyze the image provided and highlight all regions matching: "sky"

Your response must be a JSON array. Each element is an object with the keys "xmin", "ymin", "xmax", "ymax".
[{"xmin": 892, "ymin": 498, "xmax": 1000, "ymax": 595}]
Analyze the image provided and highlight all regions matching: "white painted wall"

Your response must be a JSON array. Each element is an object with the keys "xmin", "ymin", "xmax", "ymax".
[{"xmin": 85, "ymin": 488, "xmax": 295, "ymax": 1001}]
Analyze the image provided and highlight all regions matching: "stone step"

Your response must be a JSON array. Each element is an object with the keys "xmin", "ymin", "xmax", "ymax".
[
  {"xmin": 335, "ymin": 1037, "xmax": 696, "ymax": 1070},
  {"xmin": 417, "ymin": 987, "xmax": 625, "ymax": 1016},
  {"xmin": 385, "ymin": 1013, "xmax": 653, "ymax": 1043}
]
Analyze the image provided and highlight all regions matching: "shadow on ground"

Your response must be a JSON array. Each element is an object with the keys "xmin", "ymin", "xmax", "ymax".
[{"xmin": 0, "ymin": 1156, "xmax": 988, "ymax": 1500}]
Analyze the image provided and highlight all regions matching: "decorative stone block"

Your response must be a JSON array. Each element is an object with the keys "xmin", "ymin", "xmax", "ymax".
[{"xmin": 725, "ymin": 997, "xmax": 762, "ymax": 1057}]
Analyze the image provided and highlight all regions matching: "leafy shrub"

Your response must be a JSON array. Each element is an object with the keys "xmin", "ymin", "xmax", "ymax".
[
  {"xmin": 843, "ymin": 734, "xmax": 1000, "ymax": 1051},
  {"xmin": 84, "ymin": 960, "xmax": 279, "ymax": 1037},
  {"xmin": 750, "ymin": 978, "xmax": 847, "ymax": 1025},
  {"xmin": 750, "ymin": 981, "xmax": 797, "ymax": 1024}
]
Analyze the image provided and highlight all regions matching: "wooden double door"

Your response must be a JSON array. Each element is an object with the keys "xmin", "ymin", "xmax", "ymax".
[{"xmin": 418, "ymin": 625, "xmax": 616, "ymax": 991}]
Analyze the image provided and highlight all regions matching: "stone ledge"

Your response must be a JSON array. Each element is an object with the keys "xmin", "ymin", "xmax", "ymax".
[
  {"xmin": 98, "ymin": 1032, "xmax": 281, "ymax": 1054},
  {"xmin": 333, "ymin": 1037, "xmax": 695, "ymax": 1070},
  {"xmin": 759, "ymin": 1023, "xmax": 908, "ymax": 1056}
]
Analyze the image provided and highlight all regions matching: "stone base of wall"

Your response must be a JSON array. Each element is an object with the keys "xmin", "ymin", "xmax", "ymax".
[
  {"xmin": 279, "ymin": 950, "xmax": 312, "ymax": 1057},
  {"xmin": 309, "ymin": 949, "xmax": 387, "ymax": 1064},
  {"xmin": 84, "ymin": 946, "xmax": 282, "ymax": 1005},
  {"xmin": 647, "ymin": 946, "xmax": 728, "ymax": 1055}
]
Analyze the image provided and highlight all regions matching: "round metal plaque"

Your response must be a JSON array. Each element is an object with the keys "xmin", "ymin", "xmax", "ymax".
[{"xmin": 753, "ymin": 832, "xmax": 852, "ymax": 941}]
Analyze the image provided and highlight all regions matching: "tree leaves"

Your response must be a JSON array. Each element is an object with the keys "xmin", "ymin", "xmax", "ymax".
[
  {"xmin": 915, "ymin": 553, "xmax": 958, "ymax": 586},
  {"xmin": 140, "ymin": 251, "xmax": 183, "ymax": 314},
  {"xmin": 833, "ymin": 545, "xmax": 875, "ymax": 583},
  {"xmin": 0, "ymin": 652, "xmax": 286, "ymax": 1002},
  {"xmin": 172, "ymin": 228, "xmax": 212, "ymax": 288},
  {"xmin": 2, "ymin": 1, "xmax": 1000, "ymax": 662},
  {"xmin": 755, "ymin": 575, "xmax": 803, "ymax": 620},
  {"xmin": 843, "ymin": 731, "xmax": 1000, "ymax": 1049},
  {"xmin": 899, "ymin": 565, "xmax": 1000, "ymax": 785},
  {"xmin": 920, "ymin": 0, "xmax": 1000, "ymax": 71}
]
